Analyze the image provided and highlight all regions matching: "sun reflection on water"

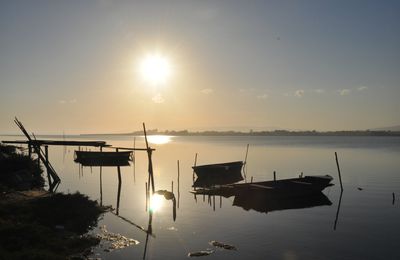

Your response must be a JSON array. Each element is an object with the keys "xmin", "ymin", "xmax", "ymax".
[
  {"xmin": 147, "ymin": 135, "xmax": 172, "ymax": 145},
  {"xmin": 149, "ymin": 194, "xmax": 164, "ymax": 212}
]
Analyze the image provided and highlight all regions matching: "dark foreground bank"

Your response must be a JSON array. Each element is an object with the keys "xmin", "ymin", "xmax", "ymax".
[{"xmin": 0, "ymin": 144, "xmax": 106, "ymax": 260}]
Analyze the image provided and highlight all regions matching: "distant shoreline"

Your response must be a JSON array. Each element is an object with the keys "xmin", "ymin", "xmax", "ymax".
[
  {"xmin": 81, "ymin": 130, "xmax": 400, "ymax": 137},
  {"xmin": 2, "ymin": 130, "xmax": 400, "ymax": 137}
]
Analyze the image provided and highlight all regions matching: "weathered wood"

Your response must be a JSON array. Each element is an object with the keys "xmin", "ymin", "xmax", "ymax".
[
  {"xmin": 13, "ymin": 118, "xmax": 60, "ymax": 185},
  {"xmin": 273, "ymin": 171, "xmax": 276, "ymax": 181},
  {"xmin": 110, "ymin": 146, "xmax": 155, "ymax": 151},
  {"xmin": 3, "ymin": 140, "xmax": 109, "ymax": 147}
]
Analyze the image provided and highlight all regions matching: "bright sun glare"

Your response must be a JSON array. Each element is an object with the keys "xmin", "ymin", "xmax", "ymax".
[
  {"xmin": 147, "ymin": 135, "xmax": 172, "ymax": 145},
  {"xmin": 139, "ymin": 53, "xmax": 172, "ymax": 85},
  {"xmin": 149, "ymin": 194, "xmax": 164, "ymax": 212}
]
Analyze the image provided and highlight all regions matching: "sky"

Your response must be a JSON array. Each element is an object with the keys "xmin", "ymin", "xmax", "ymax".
[{"xmin": 0, "ymin": 0, "xmax": 399, "ymax": 134}]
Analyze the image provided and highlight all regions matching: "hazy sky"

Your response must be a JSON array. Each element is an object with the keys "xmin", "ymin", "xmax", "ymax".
[{"xmin": 1, "ymin": 1, "xmax": 399, "ymax": 134}]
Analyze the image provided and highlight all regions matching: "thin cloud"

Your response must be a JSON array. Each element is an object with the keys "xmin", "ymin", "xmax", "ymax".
[
  {"xmin": 58, "ymin": 99, "xmax": 77, "ymax": 105},
  {"xmin": 239, "ymin": 88, "xmax": 255, "ymax": 93},
  {"xmin": 295, "ymin": 90, "xmax": 304, "ymax": 98},
  {"xmin": 257, "ymin": 94, "xmax": 268, "ymax": 99},
  {"xmin": 358, "ymin": 86, "xmax": 368, "ymax": 91},
  {"xmin": 152, "ymin": 93, "xmax": 165, "ymax": 103},
  {"xmin": 339, "ymin": 89, "xmax": 351, "ymax": 96},
  {"xmin": 314, "ymin": 89, "xmax": 325, "ymax": 94},
  {"xmin": 201, "ymin": 88, "xmax": 214, "ymax": 94}
]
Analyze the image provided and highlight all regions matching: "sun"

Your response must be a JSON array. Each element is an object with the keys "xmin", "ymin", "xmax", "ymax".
[{"xmin": 139, "ymin": 53, "xmax": 172, "ymax": 85}]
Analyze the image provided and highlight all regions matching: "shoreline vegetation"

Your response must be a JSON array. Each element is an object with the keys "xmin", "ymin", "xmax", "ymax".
[{"xmin": 0, "ymin": 144, "xmax": 106, "ymax": 260}]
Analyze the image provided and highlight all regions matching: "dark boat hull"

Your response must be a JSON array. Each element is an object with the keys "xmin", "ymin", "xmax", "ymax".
[
  {"xmin": 192, "ymin": 161, "xmax": 244, "ymax": 187},
  {"xmin": 74, "ymin": 151, "xmax": 132, "ymax": 167}
]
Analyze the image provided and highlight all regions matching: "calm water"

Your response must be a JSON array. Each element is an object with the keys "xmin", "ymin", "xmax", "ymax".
[{"xmin": 3, "ymin": 135, "xmax": 400, "ymax": 259}]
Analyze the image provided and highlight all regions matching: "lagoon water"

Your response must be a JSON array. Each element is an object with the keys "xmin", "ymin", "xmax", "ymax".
[{"xmin": 3, "ymin": 135, "xmax": 400, "ymax": 259}]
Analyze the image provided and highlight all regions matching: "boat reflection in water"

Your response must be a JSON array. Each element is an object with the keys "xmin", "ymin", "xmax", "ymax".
[
  {"xmin": 233, "ymin": 190, "xmax": 332, "ymax": 214},
  {"xmin": 191, "ymin": 175, "xmax": 334, "ymax": 213}
]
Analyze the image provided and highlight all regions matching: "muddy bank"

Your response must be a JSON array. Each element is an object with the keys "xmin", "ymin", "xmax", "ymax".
[
  {"xmin": 0, "ymin": 191, "xmax": 106, "ymax": 260},
  {"xmin": 0, "ymin": 144, "xmax": 106, "ymax": 259}
]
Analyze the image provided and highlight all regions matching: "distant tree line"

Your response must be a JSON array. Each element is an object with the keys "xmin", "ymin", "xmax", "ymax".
[{"xmin": 81, "ymin": 129, "xmax": 400, "ymax": 137}]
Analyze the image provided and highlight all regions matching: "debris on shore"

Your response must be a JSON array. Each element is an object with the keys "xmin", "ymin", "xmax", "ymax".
[
  {"xmin": 188, "ymin": 249, "xmax": 215, "ymax": 257},
  {"xmin": 97, "ymin": 225, "xmax": 139, "ymax": 252},
  {"xmin": 209, "ymin": 240, "xmax": 237, "ymax": 250}
]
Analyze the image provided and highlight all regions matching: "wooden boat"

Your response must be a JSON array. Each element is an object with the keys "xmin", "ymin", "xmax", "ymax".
[
  {"xmin": 74, "ymin": 150, "xmax": 132, "ymax": 166},
  {"xmin": 192, "ymin": 161, "xmax": 244, "ymax": 187},
  {"xmin": 191, "ymin": 175, "xmax": 334, "ymax": 198}
]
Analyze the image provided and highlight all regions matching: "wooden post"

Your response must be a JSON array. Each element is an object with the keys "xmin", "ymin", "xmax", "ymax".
[
  {"xmin": 28, "ymin": 143, "xmax": 32, "ymax": 158},
  {"xmin": 44, "ymin": 145, "xmax": 51, "ymax": 187},
  {"xmin": 133, "ymin": 136, "xmax": 136, "ymax": 183},
  {"xmin": 193, "ymin": 153, "xmax": 198, "ymax": 184},
  {"xmin": 143, "ymin": 123, "xmax": 155, "ymax": 193},
  {"xmin": 244, "ymin": 144, "xmax": 249, "ymax": 181},
  {"xmin": 37, "ymin": 145, "xmax": 41, "ymax": 169},
  {"xmin": 172, "ymin": 181, "xmax": 174, "ymax": 193},
  {"xmin": 177, "ymin": 160, "xmax": 180, "ymax": 209},
  {"xmin": 393, "ymin": 193, "xmax": 396, "ymax": 205},
  {"xmin": 335, "ymin": 152, "xmax": 344, "ymax": 191},
  {"xmin": 273, "ymin": 171, "xmax": 276, "ymax": 181},
  {"xmin": 116, "ymin": 148, "xmax": 122, "ymax": 215},
  {"xmin": 251, "ymin": 176, "xmax": 253, "ymax": 183}
]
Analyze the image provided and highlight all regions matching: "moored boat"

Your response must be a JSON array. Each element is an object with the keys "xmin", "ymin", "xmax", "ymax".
[
  {"xmin": 192, "ymin": 161, "xmax": 244, "ymax": 187},
  {"xmin": 74, "ymin": 150, "xmax": 132, "ymax": 166}
]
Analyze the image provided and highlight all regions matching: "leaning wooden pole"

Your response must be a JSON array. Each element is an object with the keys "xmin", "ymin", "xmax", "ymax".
[
  {"xmin": 143, "ymin": 123, "xmax": 155, "ymax": 193},
  {"xmin": 192, "ymin": 153, "xmax": 198, "ymax": 184},
  {"xmin": 335, "ymin": 152, "xmax": 344, "ymax": 191},
  {"xmin": 244, "ymin": 144, "xmax": 249, "ymax": 181},
  {"xmin": 14, "ymin": 118, "xmax": 60, "ymax": 184}
]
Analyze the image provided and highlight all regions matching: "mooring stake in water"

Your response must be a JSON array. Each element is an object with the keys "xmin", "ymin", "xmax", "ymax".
[{"xmin": 335, "ymin": 152, "xmax": 344, "ymax": 191}]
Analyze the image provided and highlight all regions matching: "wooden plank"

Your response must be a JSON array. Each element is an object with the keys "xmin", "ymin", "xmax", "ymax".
[
  {"xmin": 291, "ymin": 181, "xmax": 312, "ymax": 185},
  {"xmin": 2, "ymin": 140, "xmax": 109, "ymax": 147},
  {"xmin": 249, "ymin": 184, "xmax": 274, "ymax": 189},
  {"xmin": 110, "ymin": 146, "xmax": 155, "ymax": 151}
]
